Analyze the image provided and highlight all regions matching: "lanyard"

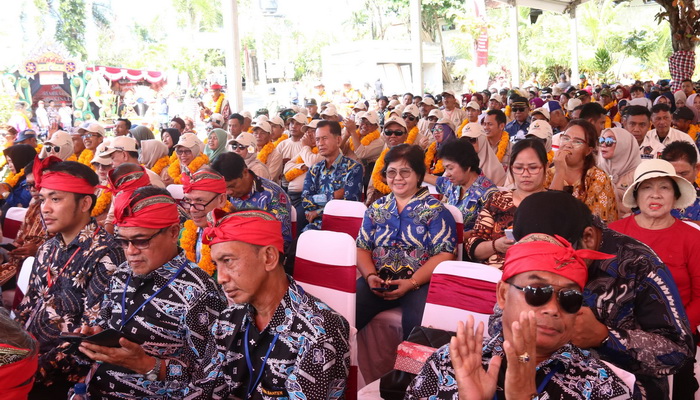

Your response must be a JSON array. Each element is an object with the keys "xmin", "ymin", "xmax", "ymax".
[
  {"xmin": 120, "ymin": 261, "xmax": 187, "ymax": 329},
  {"xmin": 47, "ymin": 226, "xmax": 101, "ymax": 288},
  {"xmin": 244, "ymin": 320, "xmax": 280, "ymax": 399},
  {"xmin": 493, "ymin": 361, "xmax": 561, "ymax": 400}
]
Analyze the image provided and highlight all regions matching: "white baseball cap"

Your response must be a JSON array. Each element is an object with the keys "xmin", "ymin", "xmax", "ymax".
[
  {"xmin": 531, "ymin": 107, "xmax": 550, "ymax": 121},
  {"xmin": 428, "ymin": 109, "xmax": 443, "ymax": 119},
  {"xmin": 252, "ymin": 120, "xmax": 272, "ymax": 134},
  {"xmin": 461, "ymin": 122, "xmax": 485, "ymax": 138},
  {"xmin": 402, "ymin": 104, "xmax": 420, "ymax": 118},
  {"xmin": 419, "ymin": 97, "xmax": 436, "ymax": 107},
  {"xmin": 228, "ymin": 132, "xmax": 257, "ymax": 149},
  {"xmin": 291, "ymin": 113, "xmax": 307, "ymax": 125},
  {"xmin": 321, "ymin": 105, "xmax": 338, "ymax": 117},
  {"xmin": 269, "ymin": 116, "xmax": 284, "ymax": 127},
  {"xmin": 466, "ymin": 101, "xmax": 481, "ymax": 110},
  {"xmin": 526, "ymin": 120, "xmax": 554, "ymax": 139},
  {"xmin": 100, "ymin": 136, "xmax": 139, "ymax": 156},
  {"xmin": 353, "ymin": 101, "xmax": 367, "ymax": 111},
  {"xmin": 80, "ymin": 122, "xmax": 106, "ymax": 137},
  {"xmin": 360, "ymin": 111, "xmax": 379, "ymax": 125},
  {"xmin": 383, "ymin": 116, "xmax": 407, "ymax": 130}
]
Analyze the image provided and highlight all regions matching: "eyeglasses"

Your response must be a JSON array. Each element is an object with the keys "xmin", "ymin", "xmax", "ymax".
[
  {"xmin": 402, "ymin": 114, "xmax": 417, "ymax": 121},
  {"xmin": 82, "ymin": 133, "xmax": 100, "ymax": 139},
  {"xmin": 542, "ymin": 94, "xmax": 553, "ymax": 99},
  {"xmin": 384, "ymin": 130, "xmax": 406, "ymax": 137},
  {"xmin": 95, "ymin": 163, "xmax": 113, "ymax": 170},
  {"xmin": 386, "ymin": 168, "xmax": 413, "ymax": 179},
  {"xmin": 45, "ymin": 145, "xmax": 61, "ymax": 153},
  {"xmin": 26, "ymin": 182, "xmax": 35, "ymax": 190},
  {"xmin": 511, "ymin": 165, "xmax": 543, "ymax": 175},
  {"xmin": 115, "ymin": 227, "xmax": 167, "ymax": 250},
  {"xmin": 560, "ymin": 135, "xmax": 587, "ymax": 148},
  {"xmin": 598, "ymin": 137, "xmax": 617, "ymax": 147},
  {"xmin": 230, "ymin": 144, "xmax": 248, "ymax": 151},
  {"xmin": 182, "ymin": 194, "xmax": 219, "ymax": 211},
  {"xmin": 176, "ymin": 148, "xmax": 193, "ymax": 156},
  {"xmin": 510, "ymin": 283, "xmax": 583, "ymax": 314},
  {"xmin": 512, "ymin": 107, "xmax": 526, "ymax": 113}
]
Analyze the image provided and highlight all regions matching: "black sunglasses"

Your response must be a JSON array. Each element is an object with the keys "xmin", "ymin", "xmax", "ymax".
[
  {"xmin": 510, "ymin": 283, "xmax": 583, "ymax": 314},
  {"xmin": 45, "ymin": 145, "xmax": 61, "ymax": 153},
  {"xmin": 402, "ymin": 114, "xmax": 417, "ymax": 121},
  {"xmin": 512, "ymin": 107, "xmax": 526, "ymax": 112},
  {"xmin": 230, "ymin": 144, "xmax": 248, "ymax": 151},
  {"xmin": 115, "ymin": 227, "xmax": 167, "ymax": 250},
  {"xmin": 384, "ymin": 130, "xmax": 405, "ymax": 136}
]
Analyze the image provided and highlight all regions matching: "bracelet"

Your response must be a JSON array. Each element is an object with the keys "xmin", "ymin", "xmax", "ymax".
[
  {"xmin": 410, "ymin": 278, "xmax": 420, "ymax": 291},
  {"xmin": 365, "ymin": 272, "xmax": 378, "ymax": 281},
  {"xmin": 491, "ymin": 239, "xmax": 499, "ymax": 255}
]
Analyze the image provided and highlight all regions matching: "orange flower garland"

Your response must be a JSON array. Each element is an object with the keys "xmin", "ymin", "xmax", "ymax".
[
  {"xmin": 66, "ymin": 154, "xmax": 77, "ymax": 162},
  {"xmin": 456, "ymin": 119, "xmax": 468, "ymax": 138},
  {"xmin": 181, "ymin": 202, "xmax": 232, "ymax": 276},
  {"xmin": 688, "ymin": 124, "xmax": 699, "ymax": 142},
  {"xmin": 348, "ymin": 129, "xmax": 380, "ymax": 151},
  {"xmin": 150, "ymin": 156, "xmax": 171, "ymax": 175},
  {"xmin": 257, "ymin": 142, "xmax": 275, "ymax": 164},
  {"xmin": 167, "ymin": 153, "xmax": 209, "ymax": 184},
  {"xmin": 78, "ymin": 149, "xmax": 94, "ymax": 167},
  {"xmin": 91, "ymin": 189, "xmax": 112, "ymax": 217},
  {"xmin": 371, "ymin": 126, "xmax": 420, "ymax": 195},
  {"xmin": 496, "ymin": 131, "xmax": 509, "ymax": 162},
  {"xmin": 284, "ymin": 147, "xmax": 319, "ymax": 182},
  {"xmin": 273, "ymin": 134, "xmax": 289, "ymax": 147},
  {"xmin": 4, "ymin": 168, "xmax": 25, "ymax": 189},
  {"xmin": 424, "ymin": 142, "xmax": 444, "ymax": 174},
  {"xmin": 547, "ymin": 150, "xmax": 554, "ymax": 164}
]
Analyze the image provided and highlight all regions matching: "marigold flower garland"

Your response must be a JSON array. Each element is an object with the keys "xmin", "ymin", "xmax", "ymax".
[
  {"xmin": 4, "ymin": 168, "xmax": 25, "ymax": 189},
  {"xmin": 688, "ymin": 124, "xmax": 699, "ymax": 142},
  {"xmin": 456, "ymin": 119, "xmax": 468, "ymax": 138},
  {"xmin": 257, "ymin": 142, "xmax": 275, "ymax": 164},
  {"xmin": 348, "ymin": 129, "xmax": 380, "ymax": 151},
  {"xmin": 284, "ymin": 147, "xmax": 319, "ymax": 182},
  {"xmin": 371, "ymin": 127, "xmax": 419, "ymax": 195},
  {"xmin": 181, "ymin": 202, "xmax": 232, "ymax": 276},
  {"xmin": 150, "ymin": 156, "xmax": 171, "ymax": 175},
  {"xmin": 424, "ymin": 142, "xmax": 444, "ymax": 174},
  {"xmin": 66, "ymin": 154, "xmax": 77, "ymax": 162},
  {"xmin": 273, "ymin": 134, "xmax": 289, "ymax": 147},
  {"xmin": 496, "ymin": 131, "xmax": 509, "ymax": 162},
  {"xmin": 167, "ymin": 153, "xmax": 209, "ymax": 184},
  {"xmin": 78, "ymin": 149, "xmax": 94, "ymax": 167},
  {"xmin": 91, "ymin": 189, "xmax": 112, "ymax": 217}
]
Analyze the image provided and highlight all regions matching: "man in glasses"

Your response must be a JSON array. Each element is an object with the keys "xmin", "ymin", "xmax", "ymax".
[
  {"xmin": 77, "ymin": 123, "xmax": 106, "ymax": 166},
  {"xmin": 14, "ymin": 157, "xmax": 125, "ymax": 398},
  {"xmin": 406, "ymin": 233, "xmax": 634, "ymax": 399},
  {"xmin": 77, "ymin": 186, "xmax": 225, "ymax": 399},
  {"xmin": 212, "ymin": 153, "xmax": 292, "ymax": 253},
  {"xmin": 509, "ymin": 190, "xmax": 694, "ymax": 399},
  {"xmin": 505, "ymin": 96, "xmax": 531, "ymax": 140},
  {"xmin": 227, "ymin": 132, "xmax": 271, "ymax": 180},
  {"xmin": 100, "ymin": 136, "xmax": 164, "ymax": 187},
  {"xmin": 188, "ymin": 209, "xmax": 350, "ymax": 398}
]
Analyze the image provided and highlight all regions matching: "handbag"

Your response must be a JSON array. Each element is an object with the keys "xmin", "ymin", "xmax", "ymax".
[{"xmin": 378, "ymin": 325, "xmax": 455, "ymax": 399}]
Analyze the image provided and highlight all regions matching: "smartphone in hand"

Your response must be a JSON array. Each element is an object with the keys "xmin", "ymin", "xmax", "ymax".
[{"xmin": 371, "ymin": 284, "xmax": 399, "ymax": 292}]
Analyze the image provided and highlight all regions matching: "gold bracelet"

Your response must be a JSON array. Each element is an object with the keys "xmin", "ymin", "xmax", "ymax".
[
  {"xmin": 410, "ymin": 278, "xmax": 420, "ymax": 291},
  {"xmin": 365, "ymin": 272, "xmax": 378, "ymax": 281},
  {"xmin": 491, "ymin": 239, "xmax": 499, "ymax": 254}
]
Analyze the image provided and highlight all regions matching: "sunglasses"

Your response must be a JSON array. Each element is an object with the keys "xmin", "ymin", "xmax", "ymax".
[
  {"xmin": 512, "ymin": 107, "xmax": 526, "ymax": 113},
  {"xmin": 115, "ymin": 227, "xmax": 167, "ymax": 250},
  {"xmin": 510, "ymin": 283, "xmax": 583, "ymax": 314},
  {"xmin": 386, "ymin": 168, "xmax": 413, "ymax": 179},
  {"xmin": 45, "ymin": 145, "xmax": 61, "ymax": 153},
  {"xmin": 402, "ymin": 114, "xmax": 417, "ymax": 121},
  {"xmin": 176, "ymin": 149, "xmax": 193, "ymax": 155},
  {"xmin": 230, "ymin": 144, "xmax": 248, "ymax": 151},
  {"xmin": 598, "ymin": 137, "xmax": 617, "ymax": 147},
  {"xmin": 384, "ymin": 130, "xmax": 406, "ymax": 137}
]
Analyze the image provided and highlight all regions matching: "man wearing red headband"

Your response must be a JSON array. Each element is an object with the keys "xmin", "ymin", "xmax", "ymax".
[
  {"xmin": 77, "ymin": 186, "xmax": 225, "ymax": 399},
  {"xmin": 14, "ymin": 157, "xmax": 125, "ymax": 399},
  {"xmin": 180, "ymin": 168, "xmax": 228, "ymax": 276},
  {"xmin": 188, "ymin": 210, "xmax": 350, "ymax": 399},
  {"xmin": 406, "ymin": 234, "xmax": 637, "ymax": 399}
]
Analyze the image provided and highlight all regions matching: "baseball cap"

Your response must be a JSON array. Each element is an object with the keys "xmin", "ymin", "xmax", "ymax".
[
  {"xmin": 45, "ymin": 131, "xmax": 72, "ymax": 148},
  {"xmin": 210, "ymin": 83, "xmax": 222, "ymax": 90},
  {"xmin": 531, "ymin": 107, "xmax": 550, "ymax": 121},
  {"xmin": 14, "ymin": 129, "xmax": 36, "ymax": 144},
  {"xmin": 384, "ymin": 116, "xmax": 407, "ymax": 130},
  {"xmin": 402, "ymin": 104, "xmax": 420, "ymax": 118},
  {"xmin": 240, "ymin": 110, "xmax": 253, "ymax": 120},
  {"xmin": 174, "ymin": 132, "xmax": 204, "ymax": 151},
  {"xmin": 428, "ymin": 109, "xmax": 443, "ymax": 119},
  {"xmin": 229, "ymin": 132, "xmax": 256, "ymax": 149},
  {"xmin": 321, "ymin": 105, "xmax": 338, "ymax": 118},
  {"xmin": 390, "ymin": 104, "xmax": 405, "ymax": 116},
  {"xmin": 360, "ymin": 111, "xmax": 379, "ymax": 125},
  {"xmin": 419, "ymin": 97, "xmax": 436, "ymax": 106},
  {"xmin": 673, "ymin": 106, "xmax": 696, "ymax": 121},
  {"xmin": 461, "ymin": 122, "xmax": 485, "ymax": 138},
  {"xmin": 100, "ymin": 136, "xmax": 139, "ymax": 156},
  {"xmin": 304, "ymin": 120, "xmax": 320, "ymax": 130},
  {"xmin": 252, "ymin": 120, "xmax": 271, "ymax": 134},
  {"xmin": 305, "ymin": 98, "xmax": 318, "ymax": 107},
  {"xmin": 575, "ymin": 90, "xmax": 590, "ymax": 99},
  {"xmin": 291, "ymin": 113, "xmax": 307, "ymax": 125},
  {"xmin": 388, "ymin": 99, "xmax": 400, "ymax": 108},
  {"xmin": 544, "ymin": 101, "xmax": 562, "ymax": 113},
  {"xmin": 466, "ymin": 101, "xmax": 481, "ymax": 110},
  {"xmin": 526, "ymin": 120, "xmax": 554, "ymax": 139},
  {"xmin": 566, "ymin": 98, "xmax": 582, "ymax": 111},
  {"xmin": 80, "ymin": 123, "xmax": 106, "ymax": 137},
  {"xmin": 441, "ymin": 89, "xmax": 456, "ymax": 98},
  {"xmin": 353, "ymin": 101, "xmax": 367, "ymax": 111},
  {"xmin": 600, "ymin": 88, "xmax": 613, "ymax": 98},
  {"xmin": 91, "ymin": 142, "xmax": 112, "ymax": 165},
  {"xmin": 269, "ymin": 116, "xmax": 284, "ymax": 127},
  {"xmin": 210, "ymin": 113, "xmax": 225, "ymax": 126}
]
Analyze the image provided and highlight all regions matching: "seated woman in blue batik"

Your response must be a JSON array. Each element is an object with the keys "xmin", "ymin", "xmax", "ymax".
[
  {"xmin": 356, "ymin": 144, "xmax": 457, "ymax": 338},
  {"xmin": 423, "ymin": 137, "xmax": 498, "ymax": 237}
]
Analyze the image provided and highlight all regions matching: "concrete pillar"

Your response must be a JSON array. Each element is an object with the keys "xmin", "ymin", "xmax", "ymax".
[
  {"xmin": 410, "ymin": 0, "xmax": 423, "ymax": 94},
  {"xmin": 222, "ymin": 0, "xmax": 243, "ymax": 112},
  {"xmin": 509, "ymin": 2, "xmax": 521, "ymax": 87},
  {"xmin": 570, "ymin": 6, "xmax": 580, "ymax": 87}
]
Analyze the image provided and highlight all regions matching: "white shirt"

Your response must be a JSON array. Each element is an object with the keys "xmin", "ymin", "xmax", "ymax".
[
  {"xmin": 640, "ymin": 127, "xmax": 700, "ymax": 160},
  {"xmin": 276, "ymin": 137, "xmax": 304, "ymax": 160},
  {"xmin": 36, "ymin": 107, "xmax": 49, "ymax": 128}
]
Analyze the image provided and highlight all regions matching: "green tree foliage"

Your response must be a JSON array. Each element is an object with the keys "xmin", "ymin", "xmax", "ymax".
[{"xmin": 55, "ymin": 0, "xmax": 87, "ymax": 59}]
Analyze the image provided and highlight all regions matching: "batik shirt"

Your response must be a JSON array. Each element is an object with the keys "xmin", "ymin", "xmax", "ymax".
[
  {"xmin": 435, "ymin": 174, "xmax": 497, "ymax": 231},
  {"xmin": 302, "ymin": 153, "xmax": 363, "ymax": 230},
  {"xmin": 185, "ymin": 277, "xmax": 350, "ymax": 400},
  {"xmin": 87, "ymin": 251, "xmax": 226, "ymax": 399},
  {"xmin": 671, "ymin": 183, "xmax": 700, "ymax": 221},
  {"xmin": 230, "ymin": 172, "xmax": 293, "ymax": 251},
  {"xmin": 14, "ymin": 219, "xmax": 124, "ymax": 385},
  {"xmin": 488, "ymin": 218, "xmax": 694, "ymax": 399},
  {"xmin": 357, "ymin": 187, "xmax": 456, "ymax": 280},
  {"xmin": 405, "ymin": 333, "xmax": 636, "ymax": 400}
]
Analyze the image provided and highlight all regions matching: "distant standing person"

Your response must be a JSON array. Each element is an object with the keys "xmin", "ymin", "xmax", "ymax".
[
  {"xmin": 375, "ymin": 78, "xmax": 384, "ymax": 99},
  {"xmin": 58, "ymin": 102, "xmax": 72, "ymax": 129}
]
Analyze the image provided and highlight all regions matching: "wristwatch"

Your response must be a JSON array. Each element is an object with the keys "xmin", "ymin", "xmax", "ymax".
[{"xmin": 144, "ymin": 357, "xmax": 161, "ymax": 381}]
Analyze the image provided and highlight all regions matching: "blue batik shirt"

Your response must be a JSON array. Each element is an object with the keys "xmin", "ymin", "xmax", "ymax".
[
  {"xmin": 301, "ymin": 153, "xmax": 363, "ymax": 231},
  {"xmin": 357, "ymin": 187, "xmax": 457, "ymax": 280},
  {"xmin": 229, "ymin": 172, "xmax": 293, "ymax": 252},
  {"xmin": 671, "ymin": 183, "xmax": 700, "ymax": 221},
  {"xmin": 435, "ymin": 174, "xmax": 497, "ymax": 231}
]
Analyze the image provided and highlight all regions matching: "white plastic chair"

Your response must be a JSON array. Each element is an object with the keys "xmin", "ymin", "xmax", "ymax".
[
  {"xmin": 290, "ymin": 206, "xmax": 297, "ymax": 239},
  {"xmin": 421, "ymin": 261, "xmax": 502, "ymax": 330},
  {"xmin": 10, "ymin": 256, "xmax": 35, "ymax": 316},
  {"xmin": 165, "ymin": 184, "xmax": 185, "ymax": 200},
  {"xmin": 444, "ymin": 204, "xmax": 464, "ymax": 260},
  {"xmin": 321, "ymin": 199, "xmax": 367, "ymax": 239},
  {"xmin": 2, "ymin": 207, "xmax": 29, "ymax": 244},
  {"xmin": 421, "ymin": 182, "xmax": 442, "ymax": 200}
]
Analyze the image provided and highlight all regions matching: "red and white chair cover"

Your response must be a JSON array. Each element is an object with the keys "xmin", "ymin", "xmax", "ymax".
[
  {"xmin": 443, "ymin": 204, "xmax": 464, "ymax": 260},
  {"xmin": 293, "ymin": 230, "xmax": 360, "ymax": 398},
  {"xmin": 290, "ymin": 206, "xmax": 297, "ymax": 240},
  {"xmin": 2, "ymin": 207, "xmax": 29, "ymax": 244},
  {"xmin": 421, "ymin": 261, "xmax": 502, "ymax": 331},
  {"xmin": 321, "ymin": 199, "xmax": 367, "ymax": 239},
  {"xmin": 421, "ymin": 182, "xmax": 442, "ymax": 200},
  {"xmin": 165, "ymin": 184, "xmax": 185, "ymax": 200}
]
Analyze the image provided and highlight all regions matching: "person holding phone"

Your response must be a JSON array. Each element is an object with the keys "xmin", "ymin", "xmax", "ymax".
[
  {"xmin": 356, "ymin": 144, "xmax": 457, "ymax": 339},
  {"xmin": 77, "ymin": 186, "xmax": 226, "ymax": 399}
]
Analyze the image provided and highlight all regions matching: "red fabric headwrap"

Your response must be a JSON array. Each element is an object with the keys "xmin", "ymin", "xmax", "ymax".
[
  {"xmin": 106, "ymin": 166, "xmax": 152, "ymax": 194},
  {"xmin": 501, "ymin": 234, "xmax": 614, "ymax": 290},
  {"xmin": 113, "ymin": 192, "xmax": 180, "ymax": 229},
  {"xmin": 0, "ymin": 345, "xmax": 38, "ymax": 400},
  {"xmin": 182, "ymin": 170, "xmax": 226, "ymax": 194},
  {"xmin": 203, "ymin": 209, "xmax": 284, "ymax": 253},
  {"xmin": 33, "ymin": 155, "xmax": 95, "ymax": 194}
]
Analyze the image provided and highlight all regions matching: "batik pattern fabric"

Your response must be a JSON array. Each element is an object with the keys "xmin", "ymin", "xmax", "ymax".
[
  {"xmin": 465, "ymin": 190, "xmax": 517, "ymax": 269},
  {"xmin": 357, "ymin": 187, "xmax": 456, "ymax": 280},
  {"xmin": 229, "ymin": 172, "xmax": 293, "ymax": 252},
  {"xmin": 301, "ymin": 153, "xmax": 363, "ymax": 230},
  {"xmin": 86, "ymin": 252, "xmax": 226, "ymax": 399},
  {"xmin": 545, "ymin": 166, "xmax": 619, "ymax": 223},
  {"xmin": 405, "ymin": 333, "xmax": 637, "ymax": 400},
  {"xmin": 185, "ymin": 277, "xmax": 350, "ymax": 400},
  {"xmin": 671, "ymin": 183, "xmax": 700, "ymax": 221},
  {"xmin": 435, "ymin": 174, "xmax": 497, "ymax": 231},
  {"xmin": 14, "ymin": 219, "xmax": 124, "ymax": 386}
]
